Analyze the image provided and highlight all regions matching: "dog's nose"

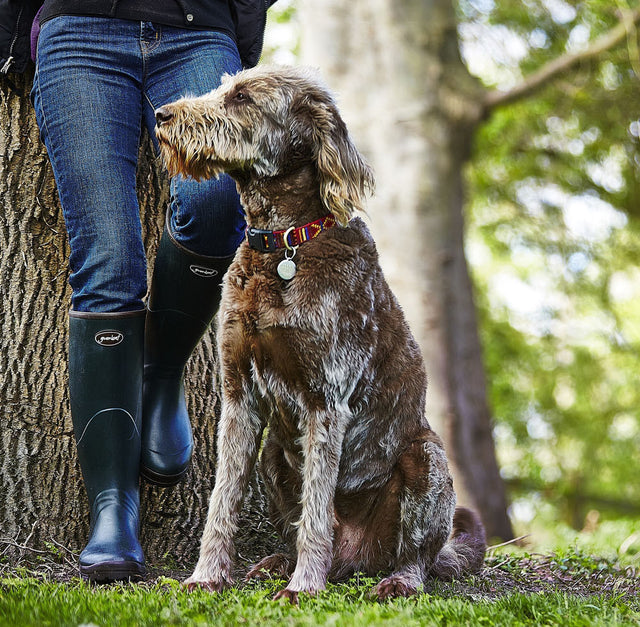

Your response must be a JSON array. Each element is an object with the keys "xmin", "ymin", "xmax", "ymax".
[{"xmin": 155, "ymin": 107, "xmax": 174, "ymax": 126}]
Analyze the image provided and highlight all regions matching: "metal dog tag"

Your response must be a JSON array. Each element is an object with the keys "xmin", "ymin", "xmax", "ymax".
[
  {"xmin": 277, "ymin": 258, "xmax": 297, "ymax": 280},
  {"xmin": 278, "ymin": 229, "xmax": 298, "ymax": 280}
]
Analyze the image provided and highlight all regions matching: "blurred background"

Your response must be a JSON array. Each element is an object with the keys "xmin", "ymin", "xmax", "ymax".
[{"xmin": 263, "ymin": 0, "xmax": 640, "ymax": 559}]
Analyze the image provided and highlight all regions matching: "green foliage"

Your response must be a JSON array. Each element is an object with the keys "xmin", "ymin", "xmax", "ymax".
[
  {"xmin": 262, "ymin": 0, "xmax": 299, "ymax": 65},
  {"xmin": 459, "ymin": 0, "xmax": 640, "ymax": 531}
]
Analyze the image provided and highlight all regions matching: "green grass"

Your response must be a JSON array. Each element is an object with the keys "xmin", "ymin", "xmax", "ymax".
[
  {"xmin": 0, "ymin": 577, "xmax": 636, "ymax": 627},
  {"xmin": 510, "ymin": 513, "xmax": 640, "ymax": 567},
  {"xmin": 1, "ymin": 554, "xmax": 639, "ymax": 627}
]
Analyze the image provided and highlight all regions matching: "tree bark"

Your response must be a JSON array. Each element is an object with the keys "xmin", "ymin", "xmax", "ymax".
[
  {"xmin": 299, "ymin": 0, "xmax": 513, "ymax": 539},
  {"xmin": 0, "ymin": 74, "xmax": 276, "ymax": 570}
]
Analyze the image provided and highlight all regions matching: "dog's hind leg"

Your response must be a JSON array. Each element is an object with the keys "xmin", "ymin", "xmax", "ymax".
[
  {"xmin": 184, "ymin": 390, "xmax": 265, "ymax": 592},
  {"xmin": 374, "ymin": 431, "xmax": 456, "ymax": 600},
  {"xmin": 245, "ymin": 552, "xmax": 296, "ymax": 581}
]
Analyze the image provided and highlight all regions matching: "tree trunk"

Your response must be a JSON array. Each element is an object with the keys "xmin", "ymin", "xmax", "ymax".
[
  {"xmin": 0, "ymin": 74, "xmax": 276, "ymax": 570},
  {"xmin": 299, "ymin": 0, "xmax": 513, "ymax": 539}
]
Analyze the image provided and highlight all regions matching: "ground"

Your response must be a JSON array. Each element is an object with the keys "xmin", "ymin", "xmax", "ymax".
[{"xmin": 1, "ymin": 537, "xmax": 638, "ymax": 606}]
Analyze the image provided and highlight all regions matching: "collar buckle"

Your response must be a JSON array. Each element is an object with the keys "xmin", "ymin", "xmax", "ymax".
[{"xmin": 245, "ymin": 226, "xmax": 277, "ymax": 252}]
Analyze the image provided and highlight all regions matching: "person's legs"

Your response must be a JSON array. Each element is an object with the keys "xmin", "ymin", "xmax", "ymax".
[
  {"xmin": 32, "ymin": 16, "xmax": 147, "ymax": 580},
  {"xmin": 139, "ymin": 27, "xmax": 245, "ymax": 485},
  {"xmin": 33, "ymin": 17, "xmax": 148, "ymax": 313}
]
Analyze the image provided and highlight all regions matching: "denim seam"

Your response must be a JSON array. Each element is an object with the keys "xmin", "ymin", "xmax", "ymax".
[
  {"xmin": 143, "ymin": 91, "xmax": 157, "ymax": 114},
  {"xmin": 140, "ymin": 22, "xmax": 162, "ymax": 55}
]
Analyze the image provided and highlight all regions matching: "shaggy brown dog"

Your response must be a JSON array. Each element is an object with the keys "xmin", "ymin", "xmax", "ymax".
[{"xmin": 155, "ymin": 65, "xmax": 486, "ymax": 603}]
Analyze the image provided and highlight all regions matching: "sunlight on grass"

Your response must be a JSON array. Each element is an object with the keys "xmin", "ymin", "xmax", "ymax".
[
  {"xmin": 1, "ymin": 555, "xmax": 638, "ymax": 627},
  {"xmin": 508, "ymin": 511, "xmax": 640, "ymax": 567}
]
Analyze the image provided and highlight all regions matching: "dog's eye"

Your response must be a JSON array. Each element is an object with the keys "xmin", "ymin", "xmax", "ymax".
[{"xmin": 234, "ymin": 91, "xmax": 250, "ymax": 103}]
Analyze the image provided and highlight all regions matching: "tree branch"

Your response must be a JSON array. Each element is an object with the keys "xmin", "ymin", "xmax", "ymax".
[{"xmin": 483, "ymin": 9, "xmax": 640, "ymax": 112}]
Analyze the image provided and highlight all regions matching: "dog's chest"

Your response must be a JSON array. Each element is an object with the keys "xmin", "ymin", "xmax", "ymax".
[
  {"xmin": 223, "ymin": 261, "xmax": 289, "ymax": 331},
  {"xmin": 221, "ymin": 256, "xmax": 337, "ymax": 409}
]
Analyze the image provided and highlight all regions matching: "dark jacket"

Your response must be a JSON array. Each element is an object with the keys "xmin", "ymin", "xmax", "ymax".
[
  {"xmin": 233, "ymin": 0, "xmax": 277, "ymax": 68},
  {"xmin": 0, "ymin": 0, "xmax": 276, "ymax": 75},
  {"xmin": 0, "ymin": 1, "xmax": 42, "ymax": 74}
]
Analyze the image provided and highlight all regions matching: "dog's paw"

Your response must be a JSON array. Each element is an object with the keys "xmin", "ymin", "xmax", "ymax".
[
  {"xmin": 273, "ymin": 588, "xmax": 300, "ymax": 604},
  {"xmin": 374, "ymin": 575, "xmax": 418, "ymax": 601},
  {"xmin": 183, "ymin": 580, "xmax": 228, "ymax": 593},
  {"xmin": 246, "ymin": 554, "xmax": 294, "ymax": 581},
  {"xmin": 183, "ymin": 573, "xmax": 233, "ymax": 594}
]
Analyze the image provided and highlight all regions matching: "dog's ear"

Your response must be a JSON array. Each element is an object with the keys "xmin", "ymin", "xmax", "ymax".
[{"xmin": 292, "ymin": 89, "xmax": 374, "ymax": 226}]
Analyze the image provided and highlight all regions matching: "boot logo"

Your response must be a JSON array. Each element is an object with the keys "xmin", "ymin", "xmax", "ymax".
[
  {"xmin": 190, "ymin": 264, "xmax": 219, "ymax": 278},
  {"xmin": 95, "ymin": 330, "xmax": 124, "ymax": 346}
]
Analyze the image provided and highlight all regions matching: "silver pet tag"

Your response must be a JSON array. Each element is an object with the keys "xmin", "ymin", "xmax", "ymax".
[
  {"xmin": 277, "ymin": 257, "xmax": 297, "ymax": 280},
  {"xmin": 278, "ymin": 232, "xmax": 298, "ymax": 280}
]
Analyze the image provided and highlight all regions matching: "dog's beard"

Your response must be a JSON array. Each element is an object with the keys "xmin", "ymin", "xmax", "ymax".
[
  {"xmin": 157, "ymin": 137, "xmax": 228, "ymax": 181},
  {"xmin": 156, "ymin": 121, "xmax": 276, "ymax": 182}
]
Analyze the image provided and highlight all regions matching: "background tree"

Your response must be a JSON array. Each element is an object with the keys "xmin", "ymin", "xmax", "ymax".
[
  {"xmin": 297, "ymin": 0, "xmax": 513, "ymax": 540},
  {"xmin": 295, "ymin": 0, "xmax": 640, "ymax": 540}
]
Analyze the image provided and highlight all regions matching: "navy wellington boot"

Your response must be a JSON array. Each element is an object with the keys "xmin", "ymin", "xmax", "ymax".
[
  {"xmin": 69, "ymin": 310, "xmax": 146, "ymax": 582},
  {"xmin": 141, "ymin": 226, "xmax": 234, "ymax": 486}
]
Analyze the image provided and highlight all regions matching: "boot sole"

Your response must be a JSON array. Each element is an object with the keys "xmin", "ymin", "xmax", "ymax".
[
  {"xmin": 80, "ymin": 560, "xmax": 146, "ymax": 583},
  {"xmin": 140, "ymin": 464, "xmax": 188, "ymax": 487}
]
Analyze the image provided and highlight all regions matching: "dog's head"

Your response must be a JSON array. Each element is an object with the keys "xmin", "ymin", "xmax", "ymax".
[{"xmin": 155, "ymin": 65, "xmax": 374, "ymax": 225}]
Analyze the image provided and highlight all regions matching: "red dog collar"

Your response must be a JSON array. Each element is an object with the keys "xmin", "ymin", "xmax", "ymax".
[{"xmin": 245, "ymin": 214, "xmax": 337, "ymax": 253}]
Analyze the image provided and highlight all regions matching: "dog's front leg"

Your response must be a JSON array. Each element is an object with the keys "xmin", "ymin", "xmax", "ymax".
[
  {"xmin": 274, "ymin": 406, "xmax": 347, "ymax": 604},
  {"xmin": 185, "ymin": 392, "xmax": 264, "ymax": 592}
]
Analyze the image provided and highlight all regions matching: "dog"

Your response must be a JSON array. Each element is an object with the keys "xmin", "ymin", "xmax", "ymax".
[{"xmin": 155, "ymin": 65, "xmax": 486, "ymax": 603}]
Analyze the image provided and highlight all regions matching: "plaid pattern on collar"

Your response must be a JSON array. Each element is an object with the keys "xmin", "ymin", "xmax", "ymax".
[{"xmin": 245, "ymin": 214, "xmax": 337, "ymax": 253}]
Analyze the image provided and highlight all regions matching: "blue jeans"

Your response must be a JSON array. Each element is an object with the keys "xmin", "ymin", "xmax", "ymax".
[{"xmin": 31, "ymin": 17, "xmax": 245, "ymax": 313}]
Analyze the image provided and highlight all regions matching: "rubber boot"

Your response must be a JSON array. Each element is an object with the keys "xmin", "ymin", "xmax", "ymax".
[
  {"xmin": 141, "ymin": 226, "xmax": 234, "ymax": 486},
  {"xmin": 69, "ymin": 310, "xmax": 146, "ymax": 582}
]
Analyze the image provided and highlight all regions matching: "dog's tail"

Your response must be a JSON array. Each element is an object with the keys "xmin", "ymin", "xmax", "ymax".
[{"xmin": 429, "ymin": 507, "xmax": 487, "ymax": 579}]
